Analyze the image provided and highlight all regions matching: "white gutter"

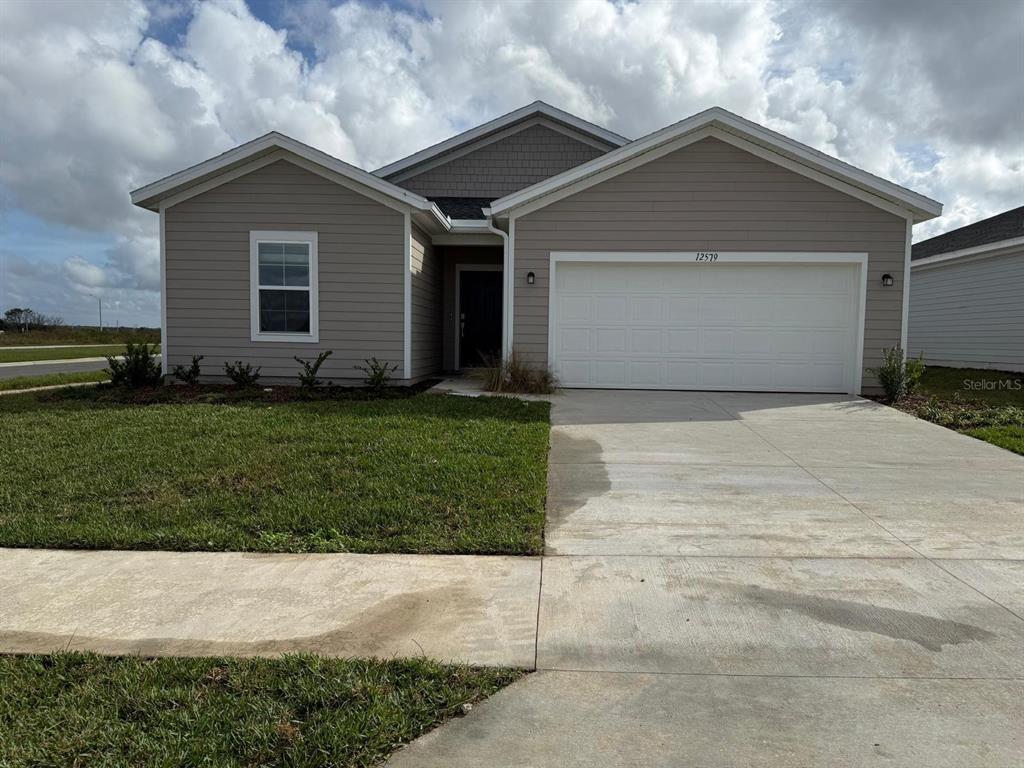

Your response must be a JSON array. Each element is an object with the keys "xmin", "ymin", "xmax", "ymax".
[
  {"xmin": 910, "ymin": 235, "xmax": 1024, "ymax": 270},
  {"xmin": 485, "ymin": 217, "xmax": 511, "ymax": 360}
]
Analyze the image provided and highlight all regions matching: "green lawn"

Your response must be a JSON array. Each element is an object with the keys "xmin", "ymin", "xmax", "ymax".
[
  {"xmin": 0, "ymin": 653, "xmax": 522, "ymax": 767},
  {"xmin": 963, "ymin": 425, "xmax": 1024, "ymax": 455},
  {"xmin": 903, "ymin": 367, "xmax": 1024, "ymax": 455},
  {"xmin": 0, "ymin": 391, "xmax": 550, "ymax": 554},
  {"xmin": 918, "ymin": 366, "xmax": 1024, "ymax": 406},
  {"xmin": 0, "ymin": 327, "xmax": 160, "ymax": 346},
  {"xmin": 0, "ymin": 344, "xmax": 159, "ymax": 363},
  {"xmin": 0, "ymin": 370, "xmax": 110, "ymax": 392}
]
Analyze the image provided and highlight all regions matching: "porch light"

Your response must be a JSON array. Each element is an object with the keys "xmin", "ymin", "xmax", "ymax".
[
  {"xmin": 881, "ymin": 273, "xmax": 894, "ymax": 287},
  {"xmin": 527, "ymin": 271, "xmax": 535, "ymax": 285}
]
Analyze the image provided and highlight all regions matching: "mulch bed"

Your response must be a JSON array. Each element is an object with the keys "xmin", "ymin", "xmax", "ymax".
[{"xmin": 40, "ymin": 379, "xmax": 442, "ymax": 406}]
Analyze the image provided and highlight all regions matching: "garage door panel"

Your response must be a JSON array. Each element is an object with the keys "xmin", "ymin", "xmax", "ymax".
[
  {"xmin": 552, "ymin": 261, "xmax": 860, "ymax": 393},
  {"xmin": 631, "ymin": 296, "xmax": 663, "ymax": 321}
]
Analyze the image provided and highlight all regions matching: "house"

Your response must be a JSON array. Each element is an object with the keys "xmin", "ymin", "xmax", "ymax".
[
  {"xmin": 130, "ymin": 101, "xmax": 942, "ymax": 394},
  {"xmin": 907, "ymin": 206, "xmax": 1024, "ymax": 372}
]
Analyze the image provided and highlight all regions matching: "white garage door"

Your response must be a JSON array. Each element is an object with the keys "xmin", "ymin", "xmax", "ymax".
[{"xmin": 551, "ymin": 260, "xmax": 862, "ymax": 393}]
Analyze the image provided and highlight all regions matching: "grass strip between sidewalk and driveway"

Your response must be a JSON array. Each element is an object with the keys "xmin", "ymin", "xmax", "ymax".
[
  {"xmin": 0, "ymin": 652, "xmax": 524, "ymax": 768},
  {"xmin": 0, "ymin": 370, "xmax": 110, "ymax": 392},
  {"xmin": 0, "ymin": 344, "xmax": 159, "ymax": 363},
  {"xmin": 0, "ymin": 389, "xmax": 550, "ymax": 554}
]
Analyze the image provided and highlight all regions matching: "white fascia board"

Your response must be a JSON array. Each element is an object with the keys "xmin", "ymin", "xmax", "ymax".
[
  {"xmin": 910, "ymin": 236, "xmax": 1024, "ymax": 270},
  {"xmin": 131, "ymin": 132, "xmax": 435, "ymax": 213},
  {"xmin": 489, "ymin": 107, "xmax": 942, "ymax": 222},
  {"xmin": 371, "ymin": 101, "xmax": 628, "ymax": 179}
]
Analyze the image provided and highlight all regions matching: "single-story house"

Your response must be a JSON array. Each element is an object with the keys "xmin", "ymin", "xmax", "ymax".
[
  {"xmin": 907, "ymin": 206, "xmax": 1024, "ymax": 372},
  {"xmin": 131, "ymin": 101, "xmax": 942, "ymax": 394}
]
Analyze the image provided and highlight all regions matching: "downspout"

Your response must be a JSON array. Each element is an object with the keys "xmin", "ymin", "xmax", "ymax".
[{"xmin": 485, "ymin": 216, "xmax": 511, "ymax": 360}]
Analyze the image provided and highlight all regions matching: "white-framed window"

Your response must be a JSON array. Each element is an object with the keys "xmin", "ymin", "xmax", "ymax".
[{"xmin": 249, "ymin": 231, "xmax": 319, "ymax": 343}]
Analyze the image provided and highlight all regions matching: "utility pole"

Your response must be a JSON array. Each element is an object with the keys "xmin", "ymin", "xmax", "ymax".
[{"xmin": 97, "ymin": 296, "xmax": 103, "ymax": 331}]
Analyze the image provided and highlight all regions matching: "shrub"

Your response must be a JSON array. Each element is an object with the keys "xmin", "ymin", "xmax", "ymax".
[
  {"xmin": 224, "ymin": 360, "xmax": 261, "ymax": 387},
  {"xmin": 913, "ymin": 396, "xmax": 1024, "ymax": 430},
  {"xmin": 294, "ymin": 350, "xmax": 333, "ymax": 389},
  {"xmin": 479, "ymin": 351, "xmax": 556, "ymax": 395},
  {"xmin": 354, "ymin": 357, "xmax": 398, "ymax": 391},
  {"xmin": 869, "ymin": 346, "xmax": 925, "ymax": 403},
  {"xmin": 172, "ymin": 355, "xmax": 203, "ymax": 384},
  {"xmin": 105, "ymin": 343, "xmax": 162, "ymax": 387}
]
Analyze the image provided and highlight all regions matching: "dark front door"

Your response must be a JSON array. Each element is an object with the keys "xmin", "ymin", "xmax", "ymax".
[{"xmin": 459, "ymin": 270, "xmax": 503, "ymax": 368}]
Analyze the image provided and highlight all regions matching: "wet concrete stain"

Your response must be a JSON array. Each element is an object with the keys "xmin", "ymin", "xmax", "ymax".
[
  {"xmin": 0, "ymin": 585, "xmax": 473, "ymax": 659},
  {"xmin": 737, "ymin": 584, "xmax": 996, "ymax": 651},
  {"xmin": 546, "ymin": 433, "xmax": 610, "ymax": 527}
]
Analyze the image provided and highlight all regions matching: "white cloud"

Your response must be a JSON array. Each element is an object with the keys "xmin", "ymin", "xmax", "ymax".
[{"xmin": 1, "ymin": 0, "xmax": 1022, "ymax": 325}]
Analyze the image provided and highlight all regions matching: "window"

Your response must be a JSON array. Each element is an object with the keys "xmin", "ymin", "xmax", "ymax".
[{"xmin": 249, "ymin": 231, "xmax": 318, "ymax": 342}]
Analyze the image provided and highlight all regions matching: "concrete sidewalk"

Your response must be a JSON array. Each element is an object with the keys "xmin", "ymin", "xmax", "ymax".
[{"xmin": 0, "ymin": 549, "xmax": 541, "ymax": 667}]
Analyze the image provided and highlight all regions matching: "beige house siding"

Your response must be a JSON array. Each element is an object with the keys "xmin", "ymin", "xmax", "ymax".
[
  {"xmin": 512, "ymin": 137, "xmax": 907, "ymax": 390},
  {"xmin": 441, "ymin": 246, "xmax": 504, "ymax": 371},
  {"xmin": 395, "ymin": 123, "xmax": 609, "ymax": 199},
  {"xmin": 164, "ymin": 159, "xmax": 406, "ymax": 382},
  {"xmin": 410, "ymin": 224, "xmax": 443, "ymax": 379}
]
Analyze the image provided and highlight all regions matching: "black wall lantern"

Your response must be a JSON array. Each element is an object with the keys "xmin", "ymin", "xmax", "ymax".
[
  {"xmin": 526, "ymin": 271, "xmax": 536, "ymax": 285},
  {"xmin": 881, "ymin": 273, "xmax": 894, "ymax": 287}
]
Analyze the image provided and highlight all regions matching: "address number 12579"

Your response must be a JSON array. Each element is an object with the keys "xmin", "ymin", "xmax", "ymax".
[{"xmin": 695, "ymin": 252, "xmax": 719, "ymax": 262}]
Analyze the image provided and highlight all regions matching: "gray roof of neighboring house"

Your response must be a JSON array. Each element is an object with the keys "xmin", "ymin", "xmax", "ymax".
[
  {"xmin": 912, "ymin": 205, "xmax": 1024, "ymax": 260},
  {"xmin": 429, "ymin": 197, "xmax": 495, "ymax": 220}
]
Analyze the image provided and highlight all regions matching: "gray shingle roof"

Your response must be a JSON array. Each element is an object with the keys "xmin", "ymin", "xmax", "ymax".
[
  {"xmin": 429, "ymin": 197, "xmax": 496, "ymax": 220},
  {"xmin": 912, "ymin": 205, "xmax": 1024, "ymax": 260}
]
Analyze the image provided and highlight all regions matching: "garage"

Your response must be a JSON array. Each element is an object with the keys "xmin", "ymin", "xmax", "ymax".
[{"xmin": 549, "ymin": 255, "xmax": 866, "ymax": 393}]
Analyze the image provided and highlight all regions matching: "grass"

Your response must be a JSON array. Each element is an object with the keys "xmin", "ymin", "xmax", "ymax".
[
  {"xmin": 895, "ymin": 367, "xmax": 1024, "ymax": 455},
  {"xmin": 917, "ymin": 366, "xmax": 1024, "ymax": 406},
  {"xmin": 962, "ymin": 425, "xmax": 1024, "ymax": 455},
  {"xmin": 0, "ymin": 652, "xmax": 523, "ymax": 767},
  {"xmin": 0, "ymin": 327, "xmax": 160, "ymax": 346},
  {"xmin": 0, "ymin": 344, "xmax": 158, "ymax": 363},
  {"xmin": 0, "ymin": 370, "xmax": 110, "ymax": 392},
  {"xmin": 0, "ymin": 389, "xmax": 550, "ymax": 554}
]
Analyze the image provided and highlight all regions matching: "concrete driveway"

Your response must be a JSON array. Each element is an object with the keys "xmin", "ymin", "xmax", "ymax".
[{"xmin": 389, "ymin": 390, "xmax": 1024, "ymax": 767}]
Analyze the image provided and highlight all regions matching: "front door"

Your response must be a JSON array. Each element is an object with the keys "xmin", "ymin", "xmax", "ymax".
[{"xmin": 458, "ymin": 270, "xmax": 503, "ymax": 368}]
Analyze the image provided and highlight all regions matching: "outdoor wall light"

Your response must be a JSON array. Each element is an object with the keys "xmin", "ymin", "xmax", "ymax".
[
  {"xmin": 527, "ymin": 271, "xmax": 535, "ymax": 285},
  {"xmin": 881, "ymin": 273, "xmax": 894, "ymax": 287}
]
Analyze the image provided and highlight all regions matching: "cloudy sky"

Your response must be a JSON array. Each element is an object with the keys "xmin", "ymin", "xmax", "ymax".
[{"xmin": 1, "ymin": 0, "xmax": 1021, "ymax": 327}]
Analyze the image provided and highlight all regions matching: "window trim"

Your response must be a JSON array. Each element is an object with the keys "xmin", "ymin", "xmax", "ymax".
[{"xmin": 249, "ymin": 230, "xmax": 319, "ymax": 343}]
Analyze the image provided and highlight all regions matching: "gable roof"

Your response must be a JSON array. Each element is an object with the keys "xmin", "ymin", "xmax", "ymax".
[
  {"xmin": 487, "ymin": 107, "xmax": 943, "ymax": 223},
  {"xmin": 130, "ymin": 132, "xmax": 445, "ymax": 225},
  {"xmin": 912, "ymin": 205, "xmax": 1024, "ymax": 260},
  {"xmin": 372, "ymin": 101, "xmax": 629, "ymax": 181}
]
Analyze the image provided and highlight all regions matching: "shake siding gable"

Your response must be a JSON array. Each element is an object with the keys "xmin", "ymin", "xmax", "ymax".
[
  {"xmin": 164, "ymin": 159, "xmax": 406, "ymax": 382},
  {"xmin": 512, "ymin": 137, "xmax": 907, "ymax": 389},
  {"xmin": 396, "ymin": 124, "xmax": 609, "ymax": 198}
]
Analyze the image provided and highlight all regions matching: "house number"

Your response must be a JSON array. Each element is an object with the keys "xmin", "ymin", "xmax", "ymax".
[{"xmin": 695, "ymin": 252, "xmax": 719, "ymax": 262}]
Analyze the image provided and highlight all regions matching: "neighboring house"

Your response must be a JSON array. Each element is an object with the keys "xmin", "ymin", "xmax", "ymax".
[
  {"xmin": 907, "ymin": 206, "xmax": 1024, "ymax": 372},
  {"xmin": 131, "ymin": 101, "xmax": 942, "ymax": 394}
]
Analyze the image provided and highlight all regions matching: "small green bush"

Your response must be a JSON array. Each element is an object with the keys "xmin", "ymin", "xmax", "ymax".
[
  {"xmin": 105, "ymin": 343, "xmax": 161, "ymax": 387},
  {"xmin": 172, "ymin": 355, "xmax": 203, "ymax": 384},
  {"xmin": 355, "ymin": 357, "xmax": 398, "ymax": 391},
  {"xmin": 224, "ymin": 360, "xmax": 261, "ymax": 387},
  {"xmin": 295, "ymin": 350, "xmax": 333, "ymax": 389},
  {"xmin": 480, "ymin": 351, "xmax": 556, "ymax": 394},
  {"xmin": 870, "ymin": 346, "xmax": 925, "ymax": 403}
]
